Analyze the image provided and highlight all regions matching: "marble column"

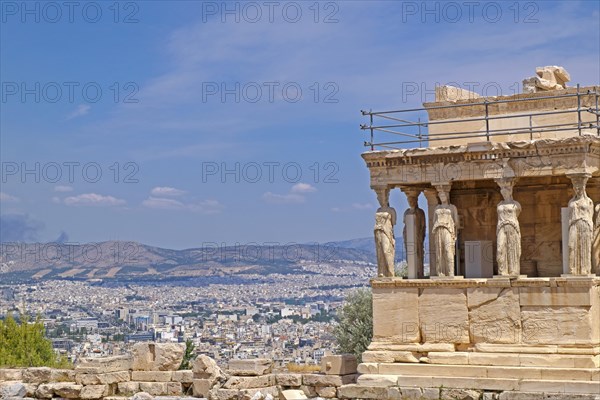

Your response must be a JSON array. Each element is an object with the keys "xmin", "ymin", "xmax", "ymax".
[
  {"xmin": 566, "ymin": 173, "xmax": 594, "ymax": 275},
  {"xmin": 494, "ymin": 178, "xmax": 522, "ymax": 276},
  {"xmin": 373, "ymin": 186, "xmax": 396, "ymax": 277},
  {"xmin": 432, "ymin": 184, "xmax": 459, "ymax": 277},
  {"xmin": 423, "ymin": 189, "xmax": 439, "ymax": 277},
  {"xmin": 401, "ymin": 187, "xmax": 426, "ymax": 278}
]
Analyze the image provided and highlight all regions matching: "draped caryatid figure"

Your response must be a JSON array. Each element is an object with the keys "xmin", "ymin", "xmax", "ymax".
[
  {"xmin": 432, "ymin": 186, "xmax": 458, "ymax": 277},
  {"xmin": 567, "ymin": 174, "xmax": 593, "ymax": 275},
  {"xmin": 593, "ymin": 204, "xmax": 600, "ymax": 275},
  {"xmin": 374, "ymin": 211, "xmax": 395, "ymax": 277},
  {"xmin": 373, "ymin": 187, "xmax": 397, "ymax": 277},
  {"xmin": 403, "ymin": 189, "xmax": 426, "ymax": 276},
  {"xmin": 496, "ymin": 179, "xmax": 522, "ymax": 276}
]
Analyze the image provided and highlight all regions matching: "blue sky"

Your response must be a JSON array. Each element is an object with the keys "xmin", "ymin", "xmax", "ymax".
[{"xmin": 1, "ymin": 0, "xmax": 599, "ymax": 249}]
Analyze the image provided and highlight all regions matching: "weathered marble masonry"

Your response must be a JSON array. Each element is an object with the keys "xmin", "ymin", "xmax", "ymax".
[{"xmin": 361, "ymin": 68, "xmax": 600, "ymax": 397}]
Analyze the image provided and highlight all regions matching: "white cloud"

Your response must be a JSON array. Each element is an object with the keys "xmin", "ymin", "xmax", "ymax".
[
  {"xmin": 291, "ymin": 183, "xmax": 317, "ymax": 194},
  {"xmin": 142, "ymin": 197, "xmax": 223, "ymax": 214},
  {"xmin": 263, "ymin": 183, "xmax": 318, "ymax": 205},
  {"xmin": 63, "ymin": 193, "xmax": 126, "ymax": 207},
  {"xmin": 142, "ymin": 197, "xmax": 185, "ymax": 210},
  {"xmin": 54, "ymin": 185, "xmax": 74, "ymax": 192},
  {"xmin": 0, "ymin": 192, "xmax": 19, "ymax": 203},
  {"xmin": 66, "ymin": 104, "xmax": 91, "ymax": 120},
  {"xmin": 150, "ymin": 186, "xmax": 186, "ymax": 197},
  {"xmin": 262, "ymin": 192, "xmax": 305, "ymax": 204}
]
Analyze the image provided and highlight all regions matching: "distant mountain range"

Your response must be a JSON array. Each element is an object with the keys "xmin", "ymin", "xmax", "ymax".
[{"xmin": 0, "ymin": 238, "xmax": 386, "ymax": 283}]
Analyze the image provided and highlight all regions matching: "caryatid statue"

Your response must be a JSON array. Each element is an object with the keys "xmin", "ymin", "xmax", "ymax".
[
  {"xmin": 373, "ymin": 187, "xmax": 396, "ymax": 277},
  {"xmin": 592, "ymin": 204, "xmax": 600, "ymax": 275},
  {"xmin": 403, "ymin": 188, "xmax": 426, "ymax": 276},
  {"xmin": 496, "ymin": 178, "xmax": 522, "ymax": 276},
  {"xmin": 567, "ymin": 174, "xmax": 594, "ymax": 275},
  {"xmin": 432, "ymin": 185, "xmax": 458, "ymax": 277}
]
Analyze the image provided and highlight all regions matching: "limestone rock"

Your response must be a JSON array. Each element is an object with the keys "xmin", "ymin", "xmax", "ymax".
[
  {"xmin": 76, "ymin": 370, "xmax": 131, "ymax": 385},
  {"xmin": 468, "ymin": 288, "xmax": 522, "ymax": 344},
  {"xmin": 356, "ymin": 374, "xmax": 398, "ymax": 387},
  {"xmin": 441, "ymin": 388, "xmax": 482, "ymax": 400},
  {"xmin": 275, "ymin": 373, "xmax": 302, "ymax": 387},
  {"xmin": 208, "ymin": 388, "xmax": 240, "ymax": 400},
  {"xmin": 35, "ymin": 384, "xmax": 55, "ymax": 399},
  {"xmin": 132, "ymin": 343, "xmax": 185, "ymax": 372},
  {"xmin": 35, "ymin": 382, "xmax": 83, "ymax": 399},
  {"xmin": 299, "ymin": 385, "xmax": 317, "ymax": 398},
  {"xmin": 49, "ymin": 369, "xmax": 76, "ymax": 382},
  {"xmin": 372, "ymin": 287, "xmax": 420, "ymax": 343},
  {"xmin": 131, "ymin": 371, "xmax": 173, "ymax": 382},
  {"xmin": 401, "ymin": 387, "xmax": 424, "ymax": 400},
  {"xmin": 239, "ymin": 387, "xmax": 278, "ymax": 400},
  {"xmin": 315, "ymin": 385, "xmax": 337, "ymax": 398},
  {"xmin": 422, "ymin": 388, "xmax": 441, "ymax": 400},
  {"xmin": 435, "ymin": 85, "xmax": 480, "ymax": 102},
  {"xmin": 357, "ymin": 362, "xmax": 379, "ymax": 374},
  {"xmin": 280, "ymin": 389, "xmax": 308, "ymax": 400},
  {"xmin": 320, "ymin": 354, "xmax": 357, "ymax": 375},
  {"xmin": 521, "ymin": 306, "xmax": 594, "ymax": 345},
  {"xmin": 0, "ymin": 381, "xmax": 27, "ymax": 398},
  {"xmin": 419, "ymin": 288, "xmax": 469, "ymax": 344},
  {"xmin": 227, "ymin": 359, "xmax": 272, "ymax": 376},
  {"xmin": 337, "ymin": 384, "xmax": 390, "ymax": 399},
  {"xmin": 302, "ymin": 373, "xmax": 356, "ymax": 387},
  {"xmin": 139, "ymin": 382, "xmax": 167, "ymax": 396},
  {"xmin": 523, "ymin": 66, "xmax": 571, "ymax": 93},
  {"xmin": 192, "ymin": 378, "xmax": 215, "ymax": 398},
  {"xmin": 131, "ymin": 392, "xmax": 154, "ymax": 400},
  {"xmin": 79, "ymin": 384, "xmax": 109, "ymax": 400},
  {"xmin": 76, "ymin": 355, "xmax": 133, "ymax": 374},
  {"xmin": 193, "ymin": 355, "xmax": 226, "ymax": 382},
  {"xmin": 362, "ymin": 350, "xmax": 419, "ymax": 363},
  {"xmin": 171, "ymin": 370, "xmax": 193, "ymax": 383},
  {"xmin": 117, "ymin": 381, "xmax": 140, "ymax": 395},
  {"xmin": 166, "ymin": 381, "xmax": 182, "ymax": 396},
  {"xmin": 223, "ymin": 375, "xmax": 274, "ymax": 390},
  {"xmin": 0, "ymin": 369, "xmax": 23, "ymax": 381},
  {"xmin": 22, "ymin": 368, "xmax": 52, "ymax": 384}
]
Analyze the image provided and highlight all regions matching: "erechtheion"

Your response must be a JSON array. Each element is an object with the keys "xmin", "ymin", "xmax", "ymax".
[{"xmin": 359, "ymin": 67, "xmax": 600, "ymax": 395}]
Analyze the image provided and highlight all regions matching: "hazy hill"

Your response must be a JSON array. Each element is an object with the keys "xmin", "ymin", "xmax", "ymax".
[{"xmin": 0, "ymin": 240, "xmax": 377, "ymax": 283}]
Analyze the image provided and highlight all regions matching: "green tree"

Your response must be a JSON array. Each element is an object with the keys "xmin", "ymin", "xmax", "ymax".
[
  {"xmin": 0, "ymin": 314, "xmax": 70, "ymax": 368},
  {"xmin": 334, "ymin": 288, "xmax": 373, "ymax": 362},
  {"xmin": 179, "ymin": 339, "xmax": 196, "ymax": 370}
]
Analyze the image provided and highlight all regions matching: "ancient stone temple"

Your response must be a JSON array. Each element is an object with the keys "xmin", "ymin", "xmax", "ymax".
[{"xmin": 358, "ymin": 68, "xmax": 600, "ymax": 396}]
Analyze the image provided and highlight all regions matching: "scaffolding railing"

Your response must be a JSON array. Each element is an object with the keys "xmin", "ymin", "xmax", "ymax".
[{"xmin": 361, "ymin": 84, "xmax": 600, "ymax": 151}]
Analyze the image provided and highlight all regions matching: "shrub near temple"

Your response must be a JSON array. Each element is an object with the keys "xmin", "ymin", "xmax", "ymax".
[
  {"xmin": 334, "ymin": 288, "xmax": 373, "ymax": 362},
  {"xmin": 0, "ymin": 314, "xmax": 70, "ymax": 368}
]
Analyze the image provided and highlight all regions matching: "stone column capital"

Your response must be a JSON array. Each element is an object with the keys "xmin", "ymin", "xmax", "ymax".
[
  {"xmin": 433, "ymin": 182, "xmax": 452, "ymax": 191},
  {"xmin": 494, "ymin": 177, "xmax": 517, "ymax": 187},
  {"xmin": 372, "ymin": 185, "xmax": 391, "ymax": 209}
]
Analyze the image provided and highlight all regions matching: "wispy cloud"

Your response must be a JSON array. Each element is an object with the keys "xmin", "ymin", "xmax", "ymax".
[
  {"xmin": 142, "ymin": 196, "xmax": 223, "ymax": 214},
  {"xmin": 54, "ymin": 185, "xmax": 74, "ymax": 193},
  {"xmin": 63, "ymin": 193, "xmax": 126, "ymax": 207},
  {"xmin": 263, "ymin": 182, "xmax": 317, "ymax": 204},
  {"xmin": 291, "ymin": 183, "xmax": 317, "ymax": 194},
  {"xmin": 0, "ymin": 192, "xmax": 19, "ymax": 203},
  {"xmin": 150, "ymin": 186, "xmax": 186, "ymax": 197},
  {"xmin": 66, "ymin": 104, "xmax": 91, "ymax": 120}
]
